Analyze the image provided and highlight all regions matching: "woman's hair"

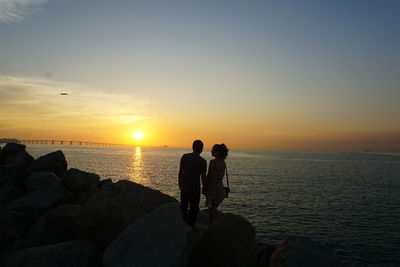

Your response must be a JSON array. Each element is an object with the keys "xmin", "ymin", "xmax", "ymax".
[{"xmin": 213, "ymin": 143, "xmax": 229, "ymax": 159}]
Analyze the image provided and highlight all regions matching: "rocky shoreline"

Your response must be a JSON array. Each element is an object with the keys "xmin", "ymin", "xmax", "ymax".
[{"xmin": 0, "ymin": 143, "xmax": 342, "ymax": 267}]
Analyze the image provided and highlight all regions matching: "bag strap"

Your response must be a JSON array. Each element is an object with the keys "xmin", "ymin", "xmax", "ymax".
[{"xmin": 225, "ymin": 164, "xmax": 230, "ymax": 188}]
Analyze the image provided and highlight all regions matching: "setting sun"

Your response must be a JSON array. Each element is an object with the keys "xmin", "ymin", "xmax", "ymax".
[{"xmin": 132, "ymin": 132, "xmax": 144, "ymax": 140}]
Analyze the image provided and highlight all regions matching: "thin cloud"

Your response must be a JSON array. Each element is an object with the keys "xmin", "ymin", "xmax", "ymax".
[
  {"xmin": 0, "ymin": 75, "xmax": 151, "ymax": 130},
  {"xmin": 0, "ymin": 0, "xmax": 48, "ymax": 23}
]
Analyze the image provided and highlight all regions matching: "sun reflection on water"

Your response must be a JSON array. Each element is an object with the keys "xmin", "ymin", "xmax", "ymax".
[{"xmin": 129, "ymin": 146, "xmax": 147, "ymax": 185}]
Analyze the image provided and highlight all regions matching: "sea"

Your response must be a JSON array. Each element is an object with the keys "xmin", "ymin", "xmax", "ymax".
[{"xmin": 25, "ymin": 145, "xmax": 400, "ymax": 266}]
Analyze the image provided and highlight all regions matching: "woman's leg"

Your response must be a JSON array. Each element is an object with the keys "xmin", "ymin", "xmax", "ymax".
[{"xmin": 208, "ymin": 202, "xmax": 217, "ymax": 222}]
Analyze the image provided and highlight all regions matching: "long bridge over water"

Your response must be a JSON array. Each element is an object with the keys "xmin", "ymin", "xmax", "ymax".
[{"xmin": 18, "ymin": 140, "xmax": 134, "ymax": 147}]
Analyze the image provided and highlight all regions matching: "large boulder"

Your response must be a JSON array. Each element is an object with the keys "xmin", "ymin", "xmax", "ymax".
[
  {"xmin": 0, "ymin": 210, "xmax": 35, "ymax": 237},
  {"xmin": 6, "ymin": 239, "xmax": 101, "ymax": 267},
  {"xmin": 188, "ymin": 213, "xmax": 258, "ymax": 267},
  {"xmin": 30, "ymin": 150, "xmax": 67, "ymax": 177},
  {"xmin": 103, "ymin": 202, "xmax": 192, "ymax": 267},
  {"xmin": 7, "ymin": 172, "xmax": 66, "ymax": 219},
  {"xmin": 0, "ymin": 225, "xmax": 19, "ymax": 252},
  {"xmin": 62, "ymin": 168, "xmax": 100, "ymax": 194},
  {"xmin": 13, "ymin": 151, "xmax": 34, "ymax": 170},
  {"xmin": 26, "ymin": 205, "xmax": 85, "ymax": 246},
  {"xmin": 25, "ymin": 172, "xmax": 63, "ymax": 193},
  {"xmin": 2, "ymin": 143, "xmax": 26, "ymax": 154},
  {"xmin": 74, "ymin": 180, "xmax": 177, "ymax": 247},
  {"xmin": 0, "ymin": 183, "xmax": 24, "ymax": 207},
  {"xmin": 7, "ymin": 190, "xmax": 65, "ymax": 219},
  {"xmin": 269, "ymin": 236, "xmax": 343, "ymax": 267}
]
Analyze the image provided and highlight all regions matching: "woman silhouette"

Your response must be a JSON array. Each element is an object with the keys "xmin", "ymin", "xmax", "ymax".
[{"xmin": 205, "ymin": 144, "xmax": 229, "ymax": 222}]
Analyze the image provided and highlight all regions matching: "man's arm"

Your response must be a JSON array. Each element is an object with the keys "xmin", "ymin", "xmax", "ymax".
[
  {"xmin": 201, "ymin": 171, "xmax": 207, "ymax": 187},
  {"xmin": 201, "ymin": 160, "xmax": 208, "ymax": 186},
  {"xmin": 178, "ymin": 161, "xmax": 184, "ymax": 190}
]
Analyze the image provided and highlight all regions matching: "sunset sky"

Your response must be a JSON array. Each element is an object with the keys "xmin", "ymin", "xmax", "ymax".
[{"xmin": 1, "ymin": 0, "xmax": 399, "ymax": 150}]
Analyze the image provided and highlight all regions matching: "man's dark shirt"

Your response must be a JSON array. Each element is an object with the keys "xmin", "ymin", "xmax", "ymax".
[{"xmin": 180, "ymin": 153, "xmax": 207, "ymax": 194}]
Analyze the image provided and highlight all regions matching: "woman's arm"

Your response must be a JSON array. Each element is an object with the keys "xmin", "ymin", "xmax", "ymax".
[{"xmin": 205, "ymin": 159, "xmax": 214, "ymax": 184}]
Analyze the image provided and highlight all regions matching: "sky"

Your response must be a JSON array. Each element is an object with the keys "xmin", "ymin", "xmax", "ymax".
[{"xmin": 0, "ymin": 0, "xmax": 399, "ymax": 150}]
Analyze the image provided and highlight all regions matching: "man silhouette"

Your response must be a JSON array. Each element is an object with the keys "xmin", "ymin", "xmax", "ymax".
[{"xmin": 178, "ymin": 140, "xmax": 207, "ymax": 228}]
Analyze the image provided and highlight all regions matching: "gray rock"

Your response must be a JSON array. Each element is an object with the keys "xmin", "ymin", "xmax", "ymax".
[
  {"xmin": 74, "ymin": 180, "xmax": 177, "ymax": 247},
  {"xmin": 103, "ymin": 202, "xmax": 192, "ymax": 267},
  {"xmin": 269, "ymin": 236, "xmax": 343, "ymax": 267},
  {"xmin": 26, "ymin": 205, "xmax": 84, "ymax": 245},
  {"xmin": 30, "ymin": 150, "xmax": 67, "ymax": 177},
  {"xmin": 6, "ymin": 239, "xmax": 101, "ymax": 267},
  {"xmin": 2, "ymin": 143, "xmax": 26, "ymax": 154},
  {"xmin": 188, "ymin": 213, "xmax": 258, "ymax": 267},
  {"xmin": 25, "ymin": 172, "xmax": 63, "ymax": 193},
  {"xmin": 62, "ymin": 168, "xmax": 100, "ymax": 194}
]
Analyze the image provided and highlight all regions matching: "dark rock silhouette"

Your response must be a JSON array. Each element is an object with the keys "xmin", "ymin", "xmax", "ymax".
[
  {"xmin": 103, "ymin": 202, "xmax": 192, "ymax": 267},
  {"xmin": 189, "ymin": 213, "xmax": 258, "ymax": 267},
  {"xmin": 0, "ymin": 143, "xmax": 342, "ymax": 267},
  {"xmin": 6, "ymin": 239, "xmax": 101, "ymax": 267},
  {"xmin": 30, "ymin": 150, "xmax": 67, "ymax": 177},
  {"xmin": 62, "ymin": 168, "xmax": 100, "ymax": 194}
]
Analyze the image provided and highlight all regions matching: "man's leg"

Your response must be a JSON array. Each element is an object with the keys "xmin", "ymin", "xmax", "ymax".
[
  {"xmin": 187, "ymin": 192, "xmax": 200, "ymax": 228},
  {"xmin": 180, "ymin": 192, "xmax": 189, "ymax": 222}
]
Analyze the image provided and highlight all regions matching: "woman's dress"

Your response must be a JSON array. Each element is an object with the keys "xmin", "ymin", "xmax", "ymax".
[{"xmin": 206, "ymin": 159, "xmax": 227, "ymax": 207}]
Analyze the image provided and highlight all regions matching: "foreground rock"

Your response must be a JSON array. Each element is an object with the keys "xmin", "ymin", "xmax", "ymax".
[
  {"xmin": 104, "ymin": 202, "xmax": 191, "ymax": 267},
  {"xmin": 62, "ymin": 168, "xmax": 100, "ymax": 194},
  {"xmin": 26, "ymin": 205, "xmax": 85, "ymax": 246},
  {"xmin": 30, "ymin": 150, "xmax": 67, "ymax": 177},
  {"xmin": 6, "ymin": 239, "xmax": 101, "ymax": 267},
  {"xmin": 74, "ymin": 180, "xmax": 177, "ymax": 247},
  {"xmin": 0, "ymin": 143, "xmax": 343, "ymax": 267},
  {"xmin": 269, "ymin": 236, "xmax": 343, "ymax": 267},
  {"xmin": 189, "ymin": 213, "xmax": 258, "ymax": 267},
  {"xmin": 7, "ymin": 172, "xmax": 66, "ymax": 220}
]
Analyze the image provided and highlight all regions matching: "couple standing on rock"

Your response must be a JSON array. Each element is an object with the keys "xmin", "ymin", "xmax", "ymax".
[{"xmin": 178, "ymin": 140, "xmax": 229, "ymax": 229}]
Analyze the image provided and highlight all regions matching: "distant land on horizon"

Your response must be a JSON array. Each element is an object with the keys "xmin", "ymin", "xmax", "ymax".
[{"xmin": 1, "ymin": 137, "xmax": 399, "ymax": 154}]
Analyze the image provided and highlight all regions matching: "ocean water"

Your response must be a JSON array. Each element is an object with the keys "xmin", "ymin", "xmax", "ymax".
[{"xmin": 25, "ymin": 145, "xmax": 400, "ymax": 266}]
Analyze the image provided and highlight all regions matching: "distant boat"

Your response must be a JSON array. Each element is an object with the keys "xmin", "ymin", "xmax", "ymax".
[{"xmin": 60, "ymin": 92, "xmax": 68, "ymax": 96}]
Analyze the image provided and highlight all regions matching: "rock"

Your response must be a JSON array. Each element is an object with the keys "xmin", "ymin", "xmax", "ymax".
[
  {"xmin": 1, "ymin": 164, "xmax": 17, "ymax": 174},
  {"xmin": 103, "ymin": 202, "xmax": 192, "ymax": 267},
  {"xmin": 0, "ymin": 183, "xmax": 24, "ymax": 207},
  {"xmin": 2, "ymin": 143, "xmax": 26, "ymax": 154},
  {"xmin": 188, "ymin": 213, "xmax": 258, "ymax": 267},
  {"xmin": 13, "ymin": 151, "xmax": 33, "ymax": 170},
  {"xmin": 30, "ymin": 150, "xmax": 67, "ymax": 177},
  {"xmin": 62, "ymin": 168, "xmax": 100, "ymax": 194},
  {"xmin": 98, "ymin": 178, "xmax": 113, "ymax": 188},
  {"xmin": 25, "ymin": 172, "xmax": 63, "ymax": 193},
  {"xmin": 7, "ymin": 190, "xmax": 65, "ymax": 220},
  {"xmin": 0, "ymin": 225, "xmax": 19, "ymax": 251},
  {"xmin": 0, "ymin": 210, "xmax": 35, "ymax": 237},
  {"xmin": 26, "ymin": 205, "xmax": 84, "ymax": 246},
  {"xmin": 74, "ymin": 180, "xmax": 177, "ymax": 247},
  {"xmin": 0, "ymin": 238, "xmax": 36, "ymax": 266},
  {"xmin": 6, "ymin": 239, "xmax": 102, "ymax": 267},
  {"xmin": 269, "ymin": 236, "xmax": 343, "ymax": 267}
]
